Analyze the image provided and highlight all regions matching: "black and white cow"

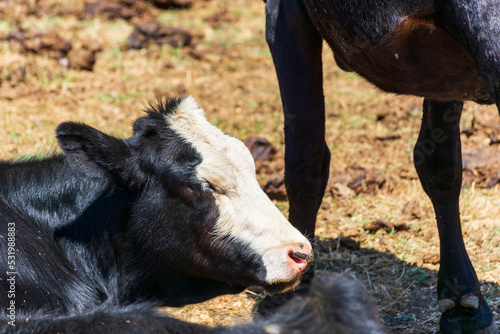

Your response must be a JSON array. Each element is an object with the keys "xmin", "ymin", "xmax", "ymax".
[
  {"xmin": 1, "ymin": 273, "xmax": 387, "ymax": 334},
  {"xmin": 0, "ymin": 97, "xmax": 312, "ymax": 329},
  {"xmin": 265, "ymin": 0, "xmax": 499, "ymax": 333}
]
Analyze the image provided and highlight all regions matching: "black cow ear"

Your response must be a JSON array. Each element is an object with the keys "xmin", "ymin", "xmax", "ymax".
[
  {"xmin": 132, "ymin": 117, "xmax": 160, "ymax": 139},
  {"xmin": 56, "ymin": 122, "xmax": 130, "ymax": 178}
]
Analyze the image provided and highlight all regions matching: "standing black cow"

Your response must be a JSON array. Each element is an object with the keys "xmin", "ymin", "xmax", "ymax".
[
  {"xmin": 0, "ymin": 97, "xmax": 313, "ymax": 329},
  {"xmin": 265, "ymin": 0, "xmax": 500, "ymax": 333}
]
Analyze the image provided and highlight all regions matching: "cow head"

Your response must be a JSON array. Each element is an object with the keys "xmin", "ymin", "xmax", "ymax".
[{"xmin": 56, "ymin": 97, "xmax": 313, "ymax": 305}]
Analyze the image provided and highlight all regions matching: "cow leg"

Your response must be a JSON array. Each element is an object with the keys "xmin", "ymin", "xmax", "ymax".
[
  {"xmin": 414, "ymin": 99, "xmax": 497, "ymax": 334},
  {"xmin": 254, "ymin": 1, "xmax": 328, "ymax": 316},
  {"xmin": 265, "ymin": 0, "xmax": 330, "ymax": 241}
]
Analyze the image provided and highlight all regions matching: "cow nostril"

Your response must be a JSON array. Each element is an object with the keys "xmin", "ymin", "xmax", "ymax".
[
  {"xmin": 299, "ymin": 243, "xmax": 304, "ymax": 249},
  {"xmin": 288, "ymin": 250, "xmax": 309, "ymax": 264}
]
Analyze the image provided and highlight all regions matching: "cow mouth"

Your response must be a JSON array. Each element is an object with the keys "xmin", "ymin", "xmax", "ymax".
[
  {"xmin": 260, "ymin": 250, "xmax": 314, "ymax": 295},
  {"xmin": 288, "ymin": 250, "xmax": 311, "ymax": 265}
]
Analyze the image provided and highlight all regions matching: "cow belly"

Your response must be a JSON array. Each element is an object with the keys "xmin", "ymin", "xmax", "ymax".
[
  {"xmin": 349, "ymin": 18, "xmax": 489, "ymax": 102},
  {"xmin": 305, "ymin": 1, "xmax": 492, "ymax": 102}
]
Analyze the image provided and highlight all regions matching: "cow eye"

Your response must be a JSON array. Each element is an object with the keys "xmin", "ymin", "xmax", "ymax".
[{"xmin": 203, "ymin": 181, "xmax": 216, "ymax": 193}]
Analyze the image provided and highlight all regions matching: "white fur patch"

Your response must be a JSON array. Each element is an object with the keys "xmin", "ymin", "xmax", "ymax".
[{"xmin": 166, "ymin": 96, "xmax": 311, "ymax": 284}]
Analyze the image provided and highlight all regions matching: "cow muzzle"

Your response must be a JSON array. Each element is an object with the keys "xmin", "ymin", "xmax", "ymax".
[
  {"xmin": 261, "ymin": 241, "xmax": 314, "ymax": 294},
  {"xmin": 287, "ymin": 243, "xmax": 314, "ymax": 276}
]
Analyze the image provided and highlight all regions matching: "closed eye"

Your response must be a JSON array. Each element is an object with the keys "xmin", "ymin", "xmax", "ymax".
[
  {"xmin": 187, "ymin": 181, "xmax": 217, "ymax": 194},
  {"xmin": 203, "ymin": 181, "xmax": 216, "ymax": 193}
]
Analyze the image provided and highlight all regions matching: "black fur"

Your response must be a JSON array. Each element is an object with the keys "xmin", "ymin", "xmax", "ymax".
[
  {"xmin": 265, "ymin": 0, "xmax": 499, "ymax": 332},
  {"xmin": 0, "ymin": 99, "xmax": 269, "ymax": 328},
  {"xmin": 1, "ymin": 273, "xmax": 387, "ymax": 334}
]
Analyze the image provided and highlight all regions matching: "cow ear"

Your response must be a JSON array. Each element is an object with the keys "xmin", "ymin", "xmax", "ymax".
[
  {"xmin": 56, "ymin": 122, "xmax": 130, "ymax": 178},
  {"xmin": 132, "ymin": 116, "xmax": 160, "ymax": 139}
]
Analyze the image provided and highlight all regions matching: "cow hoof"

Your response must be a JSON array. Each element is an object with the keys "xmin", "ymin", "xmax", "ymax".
[
  {"xmin": 440, "ymin": 298, "xmax": 498, "ymax": 334},
  {"xmin": 480, "ymin": 321, "xmax": 499, "ymax": 334},
  {"xmin": 461, "ymin": 294, "xmax": 479, "ymax": 309},
  {"xmin": 470, "ymin": 320, "xmax": 499, "ymax": 334},
  {"xmin": 439, "ymin": 299, "xmax": 456, "ymax": 313}
]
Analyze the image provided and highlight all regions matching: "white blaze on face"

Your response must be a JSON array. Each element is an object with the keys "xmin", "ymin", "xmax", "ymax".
[{"xmin": 166, "ymin": 96, "xmax": 312, "ymax": 285}]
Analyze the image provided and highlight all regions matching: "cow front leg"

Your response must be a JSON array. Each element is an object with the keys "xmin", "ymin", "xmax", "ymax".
[
  {"xmin": 266, "ymin": 0, "xmax": 330, "ymax": 242},
  {"xmin": 414, "ymin": 99, "xmax": 497, "ymax": 334}
]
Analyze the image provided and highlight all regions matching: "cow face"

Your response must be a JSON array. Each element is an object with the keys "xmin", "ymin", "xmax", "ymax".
[
  {"xmin": 163, "ymin": 97, "xmax": 313, "ymax": 291},
  {"xmin": 56, "ymin": 97, "xmax": 312, "ymax": 301}
]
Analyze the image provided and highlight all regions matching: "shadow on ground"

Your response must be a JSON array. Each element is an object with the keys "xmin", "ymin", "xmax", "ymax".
[{"xmin": 312, "ymin": 237, "xmax": 499, "ymax": 334}]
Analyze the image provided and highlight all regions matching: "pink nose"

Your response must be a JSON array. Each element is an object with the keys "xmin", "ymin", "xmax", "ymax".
[{"xmin": 287, "ymin": 243, "xmax": 314, "ymax": 275}]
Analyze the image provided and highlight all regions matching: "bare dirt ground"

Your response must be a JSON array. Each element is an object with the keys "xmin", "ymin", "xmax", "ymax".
[{"xmin": 1, "ymin": 0, "xmax": 500, "ymax": 333}]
